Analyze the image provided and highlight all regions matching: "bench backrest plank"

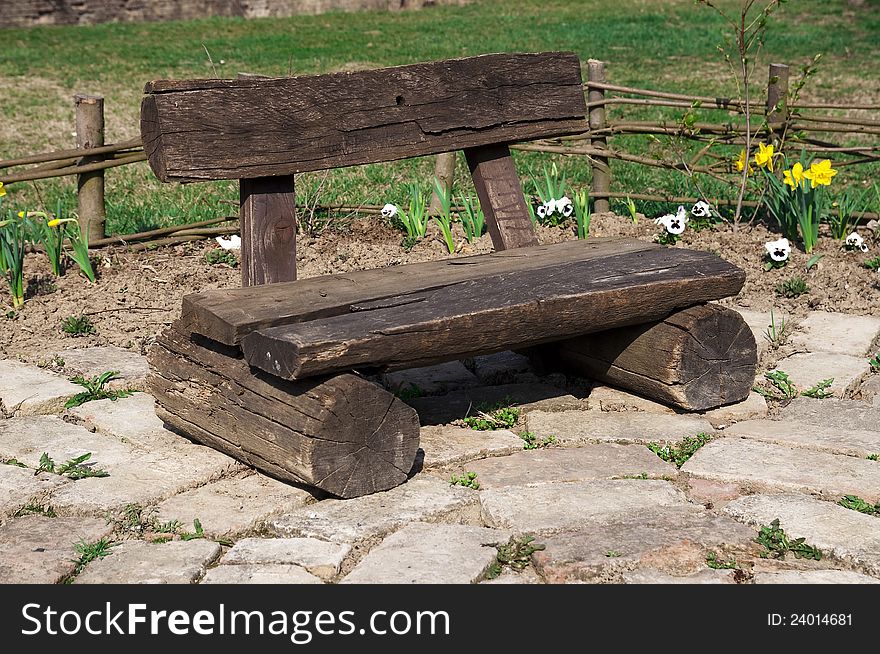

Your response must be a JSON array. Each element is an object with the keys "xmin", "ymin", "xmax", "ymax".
[{"xmin": 141, "ymin": 52, "xmax": 587, "ymax": 182}]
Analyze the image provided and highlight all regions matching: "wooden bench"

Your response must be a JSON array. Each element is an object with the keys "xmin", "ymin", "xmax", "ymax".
[{"xmin": 140, "ymin": 52, "xmax": 756, "ymax": 499}]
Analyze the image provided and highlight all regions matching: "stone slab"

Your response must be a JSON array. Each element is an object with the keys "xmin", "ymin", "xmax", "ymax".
[
  {"xmin": 779, "ymin": 396, "xmax": 880, "ymax": 433},
  {"xmin": 405, "ymin": 383, "xmax": 587, "ymax": 426},
  {"xmin": 49, "ymin": 443, "xmax": 239, "ymax": 515},
  {"xmin": 685, "ymin": 478, "xmax": 744, "ymax": 508},
  {"xmin": 724, "ymin": 493, "xmax": 880, "ymax": 576},
  {"xmin": 623, "ymin": 568, "xmax": 738, "ymax": 584},
  {"xmin": 700, "ymin": 392, "xmax": 768, "ymax": 428},
  {"xmin": 0, "ymin": 415, "xmax": 147, "ymax": 472},
  {"xmin": 0, "ymin": 515, "xmax": 114, "ymax": 584},
  {"xmin": 0, "ymin": 464, "xmax": 67, "ymax": 519},
  {"xmin": 725, "ymin": 419, "xmax": 880, "ymax": 458},
  {"xmin": 271, "ymin": 475, "xmax": 481, "ymax": 543},
  {"xmin": 469, "ymin": 351, "xmax": 533, "ymax": 385},
  {"xmin": 682, "ymin": 438, "xmax": 880, "ymax": 503},
  {"xmin": 462, "ymin": 444, "xmax": 677, "ymax": 490},
  {"xmin": 531, "ymin": 505, "xmax": 756, "ymax": 583},
  {"xmin": 55, "ymin": 346, "xmax": 150, "ymax": 390},
  {"xmin": 220, "ymin": 537, "xmax": 350, "ymax": 580},
  {"xmin": 75, "ymin": 539, "xmax": 221, "ymax": 584},
  {"xmin": 479, "ymin": 567, "xmax": 544, "ymax": 584},
  {"xmin": 586, "ymin": 385, "xmax": 676, "ymax": 414},
  {"xmin": 68, "ymin": 393, "xmax": 181, "ymax": 448},
  {"xmin": 414, "ymin": 425, "xmax": 523, "ymax": 470},
  {"xmin": 789, "ymin": 311, "xmax": 880, "ymax": 356},
  {"xmin": 754, "ymin": 569, "xmax": 880, "ymax": 584},
  {"xmin": 383, "ymin": 361, "xmax": 479, "ymax": 396},
  {"xmin": 770, "ymin": 352, "xmax": 869, "ymax": 396},
  {"xmin": 341, "ymin": 523, "xmax": 510, "ymax": 584},
  {"xmin": 480, "ymin": 479, "xmax": 689, "ymax": 535},
  {"xmin": 0, "ymin": 360, "xmax": 82, "ymax": 416},
  {"xmin": 855, "ymin": 375, "xmax": 880, "ymax": 406},
  {"xmin": 154, "ymin": 474, "xmax": 316, "ymax": 538},
  {"xmin": 525, "ymin": 410, "xmax": 714, "ymax": 446},
  {"xmin": 202, "ymin": 563, "xmax": 323, "ymax": 584}
]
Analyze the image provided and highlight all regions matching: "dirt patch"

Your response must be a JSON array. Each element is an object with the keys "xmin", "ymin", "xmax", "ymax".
[{"xmin": 2, "ymin": 212, "xmax": 878, "ymax": 363}]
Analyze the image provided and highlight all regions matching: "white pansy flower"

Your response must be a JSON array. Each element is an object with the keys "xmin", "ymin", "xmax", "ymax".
[
  {"xmin": 536, "ymin": 203, "xmax": 549, "ymax": 219},
  {"xmin": 676, "ymin": 204, "xmax": 688, "ymax": 223},
  {"xmin": 764, "ymin": 237, "xmax": 790, "ymax": 262},
  {"xmin": 555, "ymin": 196, "xmax": 574, "ymax": 218},
  {"xmin": 655, "ymin": 212, "xmax": 685, "ymax": 235},
  {"xmin": 845, "ymin": 232, "xmax": 868, "ymax": 252},
  {"xmin": 691, "ymin": 200, "xmax": 712, "ymax": 218},
  {"xmin": 215, "ymin": 235, "xmax": 241, "ymax": 250},
  {"xmin": 381, "ymin": 203, "xmax": 398, "ymax": 219}
]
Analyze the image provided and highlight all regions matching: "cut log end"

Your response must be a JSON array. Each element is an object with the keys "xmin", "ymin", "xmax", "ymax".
[
  {"xmin": 147, "ymin": 324, "xmax": 420, "ymax": 498},
  {"xmin": 530, "ymin": 304, "xmax": 757, "ymax": 411}
]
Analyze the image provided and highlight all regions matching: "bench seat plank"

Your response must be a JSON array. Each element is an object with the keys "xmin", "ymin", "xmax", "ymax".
[
  {"xmin": 240, "ymin": 247, "xmax": 746, "ymax": 380},
  {"xmin": 141, "ymin": 52, "xmax": 587, "ymax": 182},
  {"xmin": 181, "ymin": 237, "xmax": 659, "ymax": 345}
]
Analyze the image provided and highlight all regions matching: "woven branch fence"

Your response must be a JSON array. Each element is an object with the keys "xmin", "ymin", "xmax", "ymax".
[{"xmin": 1, "ymin": 61, "xmax": 878, "ymax": 249}]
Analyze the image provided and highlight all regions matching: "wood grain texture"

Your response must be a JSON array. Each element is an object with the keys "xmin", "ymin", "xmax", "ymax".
[
  {"xmin": 465, "ymin": 144, "xmax": 539, "ymax": 250},
  {"xmin": 181, "ymin": 238, "xmax": 660, "ymax": 345},
  {"xmin": 147, "ymin": 323, "xmax": 420, "ymax": 498},
  {"xmin": 240, "ymin": 249, "xmax": 746, "ymax": 380},
  {"xmin": 240, "ymin": 176, "xmax": 297, "ymax": 286},
  {"xmin": 529, "ymin": 304, "xmax": 757, "ymax": 410},
  {"xmin": 140, "ymin": 52, "xmax": 587, "ymax": 181}
]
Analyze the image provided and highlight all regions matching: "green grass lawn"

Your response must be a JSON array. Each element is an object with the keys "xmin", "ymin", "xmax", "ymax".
[{"xmin": 1, "ymin": 0, "xmax": 878, "ymax": 235}]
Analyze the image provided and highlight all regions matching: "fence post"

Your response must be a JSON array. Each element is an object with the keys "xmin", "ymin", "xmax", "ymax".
[
  {"xmin": 428, "ymin": 152, "xmax": 457, "ymax": 215},
  {"xmin": 766, "ymin": 63, "xmax": 790, "ymax": 137},
  {"xmin": 75, "ymin": 94, "xmax": 106, "ymax": 242},
  {"xmin": 587, "ymin": 59, "xmax": 610, "ymax": 213}
]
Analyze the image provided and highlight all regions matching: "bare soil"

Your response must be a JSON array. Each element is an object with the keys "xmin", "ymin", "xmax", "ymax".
[{"xmin": 2, "ymin": 213, "xmax": 879, "ymax": 364}]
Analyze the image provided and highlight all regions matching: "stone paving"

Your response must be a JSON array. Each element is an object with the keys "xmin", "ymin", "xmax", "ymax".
[{"xmin": 1, "ymin": 307, "xmax": 879, "ymax": 584}]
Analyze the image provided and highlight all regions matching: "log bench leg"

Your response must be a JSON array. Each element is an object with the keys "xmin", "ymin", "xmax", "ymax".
[
  {"xmin": 524, "ymin": 304, "xmax": 757, "ymax": 411},
  {"xmin": 147, "ymin": 323, "xmax": 421, "ymax": 499}
]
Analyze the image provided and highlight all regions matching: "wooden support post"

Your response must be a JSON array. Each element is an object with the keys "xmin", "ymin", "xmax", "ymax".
[
  {"xmin": 75, "ymin": 94, "xmax": 106, "ymax": 242},
  {"xmin": 587, "ymin": 60, "xmax": 611, "ymax": 213},
  {"xmin": 148, "ymin": 324, "xmax": 420, "ymax": 499},
  {"xmin": 427, "ymin": 152, "xmax": 457, "ymax": 215},
  {"xmin": 526, "ymin": 304, "xmax": 757, "ymax": 411},
  {"xmin": 766, "ymin": 63, "xmax": 790, "ymax": 136},
  {"xmin": 240, "ymin": 176, "xmax": 297, "ymax": 287},
  {"xmin": 464, "ymin": 143, "xmax": 538, "ymax": 251}
]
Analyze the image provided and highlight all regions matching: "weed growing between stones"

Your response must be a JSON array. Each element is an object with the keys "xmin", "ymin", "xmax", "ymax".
[
  {"xmin": 519, "ymin": 431, "xmax": 556, "ymax": 450},
  {"xmin": 460, "ymin": 403, "xmax": 519, "ymax": 431},
  {"xmin": 37, "ymin": 452, "xmax": 109, "ymax": 479},
  {"xmin": 754, "ymin": 370, "xmax": 834, "ymax": 402},
  {"xmin": 762, "ymin": 308, "xmax": 789, "ymax": 349},
  {"xmin": 64, "ymin": 538, "xmax": 117, "ymax": 583},
  {"xmin": 64, "ymin": 370, "xmax": 134, "ymax": 408},
  {"xmin": 485, "ymin": 535, "xmax": 545, "ymax": 579},
  {"xmin": 647, "ymin": 432, "xmax": 712, "ymax": 468},
  {"xmin": 449, "ymin": 472, "xmax": 480, "ymax": 490},
  {"xmin": 706, "ymin": 550, "xmax": 739, "ymax": 569},
  {"xmin": 838, "ymin": 495, "xmax": 879, "ymax": 516},
  {"xmin": 755, "ymin": 518, "xmax": 822, "ymax": 560},
  {"xmin": 867, "ymin": 454, "xmax": 879, "ymax": 461},
  {"xmin": 1, "ymin": 457, "xmax": 26, "ymax": 467},
  {"xmin": 13, "ymin": 502, "xmax": 57, "ymax": 518}
]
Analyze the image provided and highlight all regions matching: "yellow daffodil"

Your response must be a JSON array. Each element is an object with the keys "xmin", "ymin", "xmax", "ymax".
[
  {"xmin": 0, "ymin": 182, "xmax": 6, "ymax": 198},
  {"xmin": 17, "ymin": 211, "xmax": 25, "ymax": 218},
  {"xmin": 803, "ymin": 159, "xmax": 837, "ymax": 188},
  {"xmin": 754, "ymin": 142, "xmax": 774, "ymax": 172},
  {"xmin": 47, "ymin": 218, "xmax": 62, "ymax": 227},
  {"xmin": 735, "ymin": 150, "xmax": 753, "ymax": 174},
  {"xmin": 783, "ymin": 162, "xmax": 804, "ymax": 190}
]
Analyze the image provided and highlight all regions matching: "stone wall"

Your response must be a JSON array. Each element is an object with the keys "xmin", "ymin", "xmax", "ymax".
[{"xmin": 0, "ymin": 0, "xmax": 469, "ymax": 28}]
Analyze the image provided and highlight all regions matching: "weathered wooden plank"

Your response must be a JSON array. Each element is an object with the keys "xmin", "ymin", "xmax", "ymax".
[
  {"xmin": 241, "ymin": 249, "xmax": 746, "ymax": 380},
  {"xmin": 147, "ymin": 324, "xmax": 421, "ymax": 498},
  {"xmin": 240, "ymin": 176, "xmax": 297, "ymax": 286},
  {"xmin": 465, "ymin": 144, "xmax": 539, "ymax": 250},
  {"xmin": 181, "ymin": 238, "xmax": 659, "ymax": 345},
  {"xmin": 140, "ymin": 52, "xmax": 587, "ymax": 181},
  {"xmin": 527, "ymin": 304, "xmax": 757, "ymax": 411}
]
